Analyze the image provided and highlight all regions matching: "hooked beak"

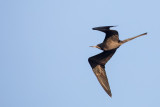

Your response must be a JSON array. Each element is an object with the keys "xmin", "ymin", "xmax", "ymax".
[{"xmin": 89, "ymin": 46, "xmax": 97, "ymax": 48}]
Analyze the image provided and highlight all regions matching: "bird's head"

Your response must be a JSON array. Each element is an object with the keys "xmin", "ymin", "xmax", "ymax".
[
  {"xmin": 89, "ymin": 45, "xmax": 101, "ymax": 50},
  {"xmin": 92, "ymin": 26, "xmax": 117, "ymax": 33}
]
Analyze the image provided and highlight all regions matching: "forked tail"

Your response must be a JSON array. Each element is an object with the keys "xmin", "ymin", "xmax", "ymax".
[{"xmin": 120, "ymin": 33, "xmax": 147, "ymax": 45}]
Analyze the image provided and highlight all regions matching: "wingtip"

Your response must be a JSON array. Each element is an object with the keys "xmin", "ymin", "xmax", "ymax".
[
  {"xmin": 143, "ymin": 32, "xmax": 147, "ymax": 35},
  {"xmin": 109, "ymin": 94, "xmax": 112, "ymax": 98},
  {"xmin": 108, "ymin": 92, "xmax": 112, "ymax": 98}
]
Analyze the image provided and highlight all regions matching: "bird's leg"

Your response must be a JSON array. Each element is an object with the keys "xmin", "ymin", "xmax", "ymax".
[{"xmin": 120, "ymin": 32, "xmax": 147, "ymax": 45}]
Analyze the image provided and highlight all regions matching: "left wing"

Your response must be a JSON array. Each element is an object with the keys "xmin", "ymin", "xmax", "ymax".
[{"xmin": 88, "ymin": 49, "xmax": 117, "ymax": 97}]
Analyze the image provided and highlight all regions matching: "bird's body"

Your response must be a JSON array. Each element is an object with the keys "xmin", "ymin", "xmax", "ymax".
[
  {"xmin": 88, "ymin": 26, "xmax": 147, "ymax": 97},
  {"xmin": 101, "ymin": 31, "xmax": 120, "ymax": 50},
  {"xmin": 91, "ymin": 29, "xmax": 120, "ymax": 51}
]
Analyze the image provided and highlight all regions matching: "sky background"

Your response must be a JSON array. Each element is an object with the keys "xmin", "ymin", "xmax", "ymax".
[{"xmin": 0, "ymin": 0, "xmax": 160, "ymax": 107}]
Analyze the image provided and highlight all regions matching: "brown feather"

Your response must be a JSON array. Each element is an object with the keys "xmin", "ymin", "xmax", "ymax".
[{"xmin": 88, "ymin": 49, "xmax": 117, "ymax": 97}]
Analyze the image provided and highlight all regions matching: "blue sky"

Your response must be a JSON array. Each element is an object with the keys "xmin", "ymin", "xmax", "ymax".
[{"xmin": 0, "ymin": 0, "xmax": 160, "ymax": 107}]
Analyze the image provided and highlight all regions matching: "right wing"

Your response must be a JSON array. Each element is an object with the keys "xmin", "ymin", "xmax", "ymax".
[
  {"xmin": 88, "ymin": 49, "xmax": 117, "ymax": 97},
  {"xmin": 120, "ymin": 32, "xmax": 147, "ymax": 45}
]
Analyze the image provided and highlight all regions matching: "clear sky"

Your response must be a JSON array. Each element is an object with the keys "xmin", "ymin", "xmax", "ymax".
[{"xmin": 0, "ymin": 0, "xmax": 160, "ymax": 107}]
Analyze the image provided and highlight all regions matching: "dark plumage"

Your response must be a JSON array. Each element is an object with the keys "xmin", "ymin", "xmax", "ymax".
[{"xmin": 88, "ymin": 26, "xmax": 147, "ymax": 97}]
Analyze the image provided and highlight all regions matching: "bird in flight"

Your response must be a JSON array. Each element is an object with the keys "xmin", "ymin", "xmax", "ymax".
[{"xmin": 88, "ymin": 26, "xmax": 147, "ymax": 97}]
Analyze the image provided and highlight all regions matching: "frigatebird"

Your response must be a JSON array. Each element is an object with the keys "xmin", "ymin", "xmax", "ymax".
[{"xmin": 88, "ymin": 26, "xmax": 147, "ymax": 97}]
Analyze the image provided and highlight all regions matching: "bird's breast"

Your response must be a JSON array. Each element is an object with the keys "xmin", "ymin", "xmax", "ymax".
[{"xmin": 103, "ymin": 39, "xmax": 120, "ymax": 51}]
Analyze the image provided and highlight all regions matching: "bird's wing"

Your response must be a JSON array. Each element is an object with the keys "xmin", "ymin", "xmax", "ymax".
[
  {"xmin": 103, "ymin": 30, "xmax": 119, "ymax": 43},
  {"xmin": 88, "ymin": 49, "xmax": 117, "ymax": 97},
  {"xmin": 119, "ymin": 32, "xmax": 147, "ymax": 45}
]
